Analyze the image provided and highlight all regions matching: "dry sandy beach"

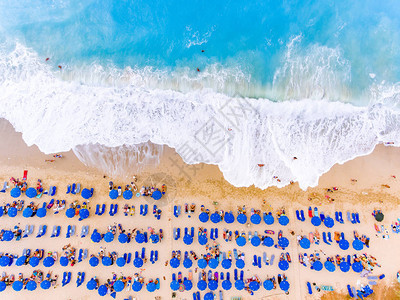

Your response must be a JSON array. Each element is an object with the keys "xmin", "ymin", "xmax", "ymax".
[{"xmin": 0, "ymin": 119, "xmax": 400, "ymax": 300}]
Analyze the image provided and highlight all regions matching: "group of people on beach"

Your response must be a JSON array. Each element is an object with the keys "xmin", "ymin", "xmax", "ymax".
[{"xmin": 0, "ymin": 271, "xmax": 58, "ymax": 287}]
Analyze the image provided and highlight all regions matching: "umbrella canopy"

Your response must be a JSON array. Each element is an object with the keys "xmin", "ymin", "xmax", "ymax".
[
  {"xmin": 235, "ymin": 280, "xmax": 244, "ymax": 290},
  {"xmin": 199, "ymin": 212, "xmax": 209, "ymax": 223},
  {"xmin": 312, "ymin": 260, "xmax": 323, "ymax": 271},
  {"xmin": 352, "ymin": 261, "xmax": 363, "ymax": 273},
  {"xmin": 263, "ymin": 236, "xmax": 274, "ymax": 247},
  {"xmin": 222, "ymin": 259, "xmax": 232, "ymax": 269},
  {"xmin": 170, "ymin": 257, "xmax": 180, "ymax": 268},
  {"xmin": 133, "ymin": 257, "xmax": 143, "ymax": 268},
  {"xmin": 26, "ymin": 187, "xmax": 37, "ymax": 198},
  {"xmin": 150, "ymin": 234, "xmax": 160, "ymax": 243},
  {"xmin": 251, "ymin": 236, "xmax": 261, "ymax": 247},
  {"xmin": 237, "ymin": 213, "xmax": 247, "ymax": 224},
  {"xmin": 183, "ymin": 234, "xmax": 193, "ymax": 245},
  {"xmin": 40, "ymin": 280, "xmax": 51, "ymax": 290},
  {"xmin": 278, "ymin": 237, "xmax": 289, "ymax": 248},
  {"xmin": 0, "ymin": 282, "xmax": 6, "ymax": 292},
  {"xmin": 352, "ymin": 239, "xmax": 364, "ymax": 251},
  {"xmin": 29, "ymin": 256, "xmax": 40, "ymax": 267},
  {"xmin": 79, "ymin": 208, "xmax": 89, "ymax": 220},
  {"xmin": 151, "ymin": 190, "xmax": 162, "ymax": 200},
  {"xmin": 89, "ymin": 256, "xmax": 99, "ymax": 267},
  {"xmin": 278, "ymin": 260, "xmax": 289, "ymax": 271},
  {"xmin": 81, "ymin": 188, "xmax": 92, "ymax": 199},
  {"xmin": 3, "ymin": 230, "xmax": 14, "ymax": 241},
  {"xmin": 109, "ymin": 189, "xmax": 118, "ymax": 199},
  {"xmin": 8, "ymin": 207, "xmax": 17, "ymax": 217},
  {"xmin": 116, "ymin": 257, "xmax": 126, "ymax": 267},
  {"xmin": 280, "ymin": 280, "xmax": 290, "ymax": 291},
  {"xmin": 10, "ymin": 187, "xmax": 21, "ymax": 198},
  {"xmin": 23, "ymin": 207, "xmax": 33, "ymax": 218},
  {"xmin": 43, "ymin": 256, "xmax": 55, "ymax": 267},
  {"xmin": 113, "ymin": 280, "xmax": 125, "ymax": 292},
  {"xmin": 278, "ymin": 215, "xmax": 289, "ymax": 226},
  {"xmin": 300, "ymin": 238, "xmax": 311, "ymax": 249},
  {"xmin": 170, "ymin": 280, "xmax": 180, "ymax": 291},
  {"xmin": 60, "ymin": 256, "xmax": 69, "ymax": 267},
  {"xmin": 236, "ymin": 259, "xmax": 245, "ymax": 269},
  {"xmin": 249, "ymin": 281, "xmax": 260, "ymax": 291},
  {"xmin": 98, "ymin": 284, "xmax": 108, "ymax": 296},
  {"xmin": 104, "ymin": 232, "xmax": 114, "ymax": 243},
  {"xmin": 26, "ymin": 280, "xmax": 37, "ymax": 291},
  {"xmin": 16, "ymin": 256, "xmax": 27, "ymax": 266},
  {"xmin": 118, "ymin": 233, "xmax": 128, "ymax": 244},
  {"xmin": 222, "ymin": 279, "xmax": 232, "ymax": 290},
  {"xmin": 264, "ymin": 213, "xmax": 274, "ymax": 225},
  {"xmin": 183, "ymin": 279, "xmax": 192, "ymax": 291},
  {"xmin": 12, "ymin": 280, "xmax": 23, "ymax": 291},
  {"xmin": 36, "ymin": 207, "xmax": 47, "ymax": 218},
  {"xmin": 224, "ymin": 212, "xmax": 235, "ymax": 224},
  {"xmin": 102, "ymin": 256, "xmax": 112, "ymax": 266},
  {"xmin": 65, "ymin": 208, "xmax": 75, "ymax": 218},
  {"xmin": 311, "ymin": 216, "xmax": 321, "ymax": 226},
  {"xmin": 197, "ymin": 258, "xmax": 207, "ymax": 269},
  {"xmin": 324, "ymin": 217, "xmax": 334, "ymax": 228},
  {"xmin": 0, "ymin": 255, "xmax": 10, "ymax": 267},
  {"xmin": 198, "ymin": 235, "xmax": 207, "ymax": 245},
  {"xmin": 146, "ymin": 282, "xmax": 156, "ymax": 292},
  {"xmin": 263, "ymin": 280, "xmax": 274, "ymax": 290},
  {"xmin": 250, "ymin": 214, "xmax": 261, "ymax": 224},
  {"xmin": 183, "ymin": 258, "xmax": 192, "ymax": 268},
  {"xmin": 197, "ymin": 280, "xmax": 207, "ymax": 291},
  {"xmin": 375, "ymin": 212, "xmax": 384, "ymax": 222},
  {"xmin": 87, "ymin": 279, "xmax": 97, "ymax": 290},
  {"xmin": 208, "ymin": 258, "xmax": 219, "ymax": 269},
  {"xmin": 123, "ymin": 190, "xmax": 133, "ymax": 200},
  {"xmin": 324, "ymin": 261, "xmax": 336, "ymax": 272},
  {"xmin": 340, "ymin": 262, "xmax": 350, "ymax": 272},
  {"xmin": 208, "ymin": 280, "xmax": 218, "ymax": 290},
  {"xmin": 132, "ymin": 281, "xmax": 142, "ymax": 292},
  {"xmin": 236, "ymin": 236, "xmax": 246, "ymax": 247},
  {"xmin": 204, "ymin": 292, "xmax": 214, "ymax": 300},
  {"xmin": 135, "ymin": 233, "xmax": 145, "ymax": 243},
  {"xmin": 339, "ymin": 239, "xmax": 350, "ymax": 250},
  {"xmin": 0, "ymin": 209, "xmax": 3, "ymax": 217},
  {"xmin": 91, "ymin": 231, "xmax": 102, "ymax": 243},
  {"xmin": 210, "ymin": 212, "xmax": 221, "ymax": 223}
]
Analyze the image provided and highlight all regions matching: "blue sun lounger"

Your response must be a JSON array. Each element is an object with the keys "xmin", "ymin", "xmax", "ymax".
[
  {"xmin": 66, "ymin": 185, "xmax": 71, "ymax": 194},
  {"xmin": 355, "ymin": 213, "xmax": 360, "ymax": 223},
  {"xmin": 307, "ymin": 282, "xmax": 313, "ymax": 294},
  {"xmin": 71, "ymin": 184, "xmax": 76, "ymax": 195},
  {"xmin": 62, "ymin": 272, "xmax": 72, "ymax": 286},
  {"xmin": 51, "ymin": 226, "xmax": 61, "ymax": 238},
  {"xmin": 75, "ymin": 183, "xmax": 81, "ymax": 194},
  {"xmin": 323, "ymin": 232, "xmax": 330, "ymax": 245},
  {"xmin": 95, "ymin": 205, "xmax": 100, "ymax": 215},
  {"xmin": 36, "ymin": 225, "xmax": 47, "ymax": 238},
  {"xmin": 80, "ymin": 225, "xmax": 89, "ymax": 238},
  {"xmin": 76, "ymin": 272, "xmax": 85, "ymax": 287}
]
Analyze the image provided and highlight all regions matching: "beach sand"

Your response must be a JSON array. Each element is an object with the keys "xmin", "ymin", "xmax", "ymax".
[{"xmin": 0, "ymin": 118, "xmax": 399, "ymax": 300}]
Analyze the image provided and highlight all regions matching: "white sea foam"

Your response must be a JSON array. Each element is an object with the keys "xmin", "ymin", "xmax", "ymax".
[{"xmin": 1, "ymin": 43, "xmax": 400, "ymax": 190}]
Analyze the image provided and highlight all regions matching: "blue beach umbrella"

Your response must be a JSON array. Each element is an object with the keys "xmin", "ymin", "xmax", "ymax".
[
  {"xmin": 249, "ymin": 281, "xmax": 260, "ymax": 291},
  {"xmin": 222, "ymin": 279, "xmax": 232, "ymax": 290},
  {"xmin": 87, "ymin": 279, "xmax": 97, "ymax": 290},
  {"xmin": 278, "ymin": 260, "xmax": 289, "ymax": 271},
  {"xmin": 89, "ymin": 256, "xmax": 99, "ymax": 267},
  {"xmin": 10, "ymin": 188, "xmax": 21, "ymax": 198},
  {"xmin": 150, "ymin": 234, "xmax": 159, "ymax": 243},
  {"xmin": 8, "ymin": 207, "xmax": 17, "ymax": 217},
  {"xmin": 0, "ymin": 281, "xmax": 6, "ymax": 292},
  {"xmin": 352, "ymin": 261, "xmax": 363, "ymax": 273},
  {"xmin": 26, "ymin": 280, "xmax": 37, "ymax": 291},
  {"xmin": 199, "ymin": 212, "xmax": 209, "ymax": 223},
  {"xmin": 222, "ymin": 259, "xmax": 232, "ymax": 269},
  {"xmin": 151, "ymin": 190, "xmax": 162, "ymax": 200},
  {"xmin": 65, "ymin": 208, "xmax": 75, "ymax": 218},
  {"xmin": 311, "ymin": 216, "xmax": 321, "ymax": 226},
  {"xmin": 91, "ymin": 231, "xmax": 102, "ymax": 243},
  {"xmin": 235, "ymin": 280, "xmax": 244, "ymax": 290},
  {"xmin": 134, "ymin": 257, "xmax": 143, "ymax": 268},
  {"xmin": 13, "ymin": 280, "xmax": 23, "ymax": 291},
  {"xmin": 300, "ymin": 238, "xmax": 311, "ymax": 249},
  {"xmin": 210, "ymin": 212, "xmax": 221, "ymax": 223},
  {"xmin": 324, "ymin": 261, "xmax": 336, "ymax": 272},
  {"xmin": 339, "ymin": 239, "xmax": 350, "ymax": 250},
  {"xmin": 198, "ymin": 234, "xmax": 207, "ymax": 245},
  {"xmin": 16, "ymin": 256, "xmax": 27, "ymax": 266},
  {"xmin": 183, "ymin": 279, "xmax": 192, "ymax": 290},
  {"xmin": 40, "ymin": 280, "xmax": 51, "ymax": 290},
  {"xmin": 236, "ymin": 259, "xmax": 245, "ymax": 269},
  {"xmin": 197, "ymin": 258, "xmax": 207, "ymax": 269},
  {"xmin": 135, "ymin": 233, "xmax": 145, "ymax": 243},
  {"xmin": 237, "ymin": 213, "xmax": 247, "ymax": 224},
  {"xmin": 0, "ymin": 256, "xmax": 10, "ymax": 267},
  {"xmin": 208, "ymin": 258, "xmax": 219, "ymax": 269},
  {"xmin": 224, "ymin": 212, "xmax": 234, "ymax": 224},
  {"xmin": 280, "ymin": 280, "xmax": 290, "ymax": 291},
  {"xmin": 102, "ymin": 256, "xmax": 112, "ymax": 266},
  {"xmin": 183, "ymin": 234, "xmax": 193, "ymax": 245},
  {"xmin": 29, "ymin": 256, "xmax": 40, "ymax": 267},
  {"xmin": 81, "ymin": 188, "xmax": 92, "ymax": 199},
  {"xmin": 36, "ymin": 207, "xmax": 47, "ymax": 218},
  {"xmin": 340, "ymin": 262, "xmax": 350, "ymax": 272},
  {"xmin": 132, "ymin": 281, "xmax": 142, "ymax": 292},
  {"xmin": 263, "ymin": 280, "xmax": 274, "ymax": 291},
  {"xmin": 3, "ymin": 230, "xmax": 14, "ymax": 241},
  {"xmin": 250, "ymin": 214, "xmax": 261, "ymax": 224},
  {"xmin": 208, "ymin": 280, "xmax": 218, "ymax": 290},
  {"xmin": 236, "ymin": 236, "xmax": 246, "ymax": 247},
  {"xmin": 109, "ymin": 189, "xmax": 118, "ymax": 199},
  {"xmin": 147, "ymin": 282, "xmax": 156, "ymax": 292},
  {"xmin": 26, "ymin": 187, "xmax": 37, "ymax": 198},
  {"xmin": 278, "ymin": 237, "xmax": 289, "ymax": 248},
  {"xmin": 312, "ymin": 260, "xmax": 323, "ymax": 271},
  {"xmin": 251, "ymin": 236, "xmax": 261, "ymax": 247},
  {"xmin": 23, "ymin": 207, "xmax": 33, "ymax": 218},
  {"xmin": 60, "ymin": 256, "xmax": 69, "ymax": 267},
  {"xmin": 116, "ymin": 257, "xmax": 126, "ymax": 267},
  {"xmin": 118, "ymin": 233, "xmax": 128, "ymax": 244},
  {"xmin": 79, "ymin": 208, "xmax": 89, "ymax": 220},
  {"xmin": 278, "ymin": 215, "xmax": 289, "ymax": 226},
  {"xmin": 114, "ymin": 280, "xmax": 125, "ymax": 292},
  {"xmin": 170, "ymin": 257, "xmax": 180, "ymax": 268},
  {"xmin": 352, "ymin": 239, "xmax": 364, "ymax": 251},
  {"xmin": 263, "ymin": 236, "xmax": 274, "ymax": 247},
  {"xmin": 324, "ymin": 217, "xmax": 334, "ymax": 228},
  {"xmin": 204, "ymin": 292, "xmax": 214, "ymax": 300},
  {"xmin": 98, "ymin": 284, "xmax": 107, "ymax": 296},
  {"xmin": 170, "ymin": 279, "xmax": 179, "ymax": 291},
  {"xmin": 183, "ymin": 258, "xmax": 192, "ymax": 268},
  {"xmin": 123, "ymin": 190, "xmax": 133, "ymax": 200},
  {"xmin": 43, "ymin": 256, "xmax": 55, "ymax": 267},
  {"xmin": 197, "ymin": 280, "xmax": 207, "ymax": 290},
  {"xmin": 104, "ymin": 232, "xmax": 114, "ymax": 243},
  {"xmin": 264, "ymin": 213, "xmax": 274, "ymax": 225}
]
